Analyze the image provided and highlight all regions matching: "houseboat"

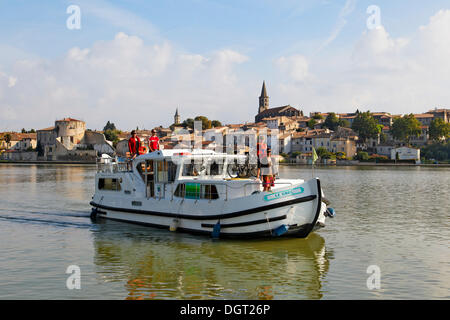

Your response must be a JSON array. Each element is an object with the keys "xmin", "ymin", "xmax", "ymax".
[{"xmin": 90, "ymin": 149, "xmax": 334, "ymax": 238}]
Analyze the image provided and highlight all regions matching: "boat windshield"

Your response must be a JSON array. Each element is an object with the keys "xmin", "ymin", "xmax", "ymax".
[{"xmin": 181, "ymin": 157, "xmax": 225, "ymax": 178}]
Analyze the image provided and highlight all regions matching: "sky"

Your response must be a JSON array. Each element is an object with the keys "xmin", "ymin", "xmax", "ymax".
[{"xmin": 1, "ymin": 0, "xmax": 450, "ymax": 131}]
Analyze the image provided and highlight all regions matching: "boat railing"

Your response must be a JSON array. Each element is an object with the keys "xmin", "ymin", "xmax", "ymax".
[{"xmin": 96, "ymin": 156, "xmax": 132, "ymax": 173}]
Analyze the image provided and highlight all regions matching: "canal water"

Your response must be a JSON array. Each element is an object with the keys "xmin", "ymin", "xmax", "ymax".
[{"xmin": 0, "ymin": 164, "xmax": 448, "ymax": 299}]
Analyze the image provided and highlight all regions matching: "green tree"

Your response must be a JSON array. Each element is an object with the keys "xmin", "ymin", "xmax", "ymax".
[
  {"xmin": 312, "ymin": 114, "xmax": 324, "ymax": 120},
  {"xmin": 351, "ymin": 111, "xmax": 380, "ymax": 143},
  {"xmin": 390, "ymin": 114, "xmax": 422, "ymax": 145},
  {"xmin": 103, "ymin": 130, "xmax": 120, "ymax": 147},
  {"xmin": 307, "ymin": 118, "xmax": 317, "ymax": 129},
  {"xmin": 211, "ymin": 120, "xmax": 222, "ymax": 128},
  {"xmin": 194, "ymin": 116, "xmax": 212, "ymax": 130},
  {"xmin": 324, "ymin": 113, "xmax": 340, "ymax": 131},
  {"xmin": 29, "ymin": 129, "xmax": 36, "ymax": 133},
  {"xmin": 355, "ymin": 151, "xmax": 369, "ymax": 161},
  {"xmin": 103, "ymin": 121, "xmax": 116, "ymax": 132},
  {"xmin": 316, "ymin": 147, "xmax": 332, "ymax": 159},
  {"xmin": 338, "ymin": 119, "xmax": 350, "ymax": 128},
  {"xmin": 182, "ymin": 118, "xmax": 195, "ymax": 129},
  {"xmin": 429, "ymin": 118, "xmax": 450, "ymax": 142},
  {"xmin": 4, "ymin": 133, "xmax": 11, "ymax": 146},
  {"xmin": 21, "ymin": 128, "xmax": 26, "ymax": 133},
  {"xmin": 421, "ymin": 142, "xmax": 450, "ymax": 161}
]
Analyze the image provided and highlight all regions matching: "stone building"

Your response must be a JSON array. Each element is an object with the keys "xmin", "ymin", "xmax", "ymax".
[
  {"xmin": 36, "ymin": 118, "xmax": 113, "ymax": 161},
  {"xmin": 255, "ymin": 82, "xmax": 302, "ymax": 122},
  {"xmin": 426, "ymin": 108, "xmax": 449, "ymax": 123},
  {"xmin": 290, "ymin": 128, "xmax": 358, "ymax": 157}
]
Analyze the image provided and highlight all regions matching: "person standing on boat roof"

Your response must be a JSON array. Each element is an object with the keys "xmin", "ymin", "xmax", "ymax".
[
  {"xmin": 148, "ymin": 129, "xmax": 160, "ymax": 152},
  {"xmin": 256, "ymin": 135, "xmax": 268, "ymax": 165},
  {"xmin": 128, "ymin": 130, "xmax": 141, "ymax": 159},
  {"xmin": 257, "ymin": 147, "xmax": 276, "ymax": 192}
]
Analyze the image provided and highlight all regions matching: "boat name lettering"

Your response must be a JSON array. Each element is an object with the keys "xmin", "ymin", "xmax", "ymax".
[{"xmin": 263, "ymin": 186, "xmax": 304, "ymax": 201}]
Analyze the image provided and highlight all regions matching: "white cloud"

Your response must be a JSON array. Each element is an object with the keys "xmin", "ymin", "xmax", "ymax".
[
  {"xmin": 317, "ymin": 0, "xmax": 357, "ymax": 52},
  {"xmin": 78, "ymin": 0, "xmax": 160, "ymax": 41},
  {"xmin": 0, "ymin": 32, "xmax": 251, "ymax": 131},
  {"xmin": 275, "ymin": 54, "xmax": 309, "ymax": 82},
  {"xmin": 275, "ymin": 10, "xmax": 450, "ymax": 115},
  {"xmin": 7, "ymin": 77, "xmax": 17, "ymax": 88}
]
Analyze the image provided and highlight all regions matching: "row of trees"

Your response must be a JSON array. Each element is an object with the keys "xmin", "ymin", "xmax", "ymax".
[
  {"xmin": 297, "ymin": 111, "xmax": 448, "ymax": 145},
  {"xmin": 307, "ymin": 113, "xmax": 350, "ymax": 130},
  {"xmin": 21, "ymin": 128, "xmax": 36, "ymax": 133},
  {"xmin": 179, "ymin": 116, "xmax": 222, "ymax": 130},
  {"xmin": 421, "ymin": 142, "xmax": 450, "ymax": 162},
  {"xmin": 350, "ymin": 111, "xmax": 450, "ymax": 144},
  {"xmin": 101, "ymin": 117, "xmax": 223, "ymax": 145}
]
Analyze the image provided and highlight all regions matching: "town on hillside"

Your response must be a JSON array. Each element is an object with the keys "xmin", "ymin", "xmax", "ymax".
[{"xmin": 1, "ymin": 82, "xmax": 450, "ymax": 164}]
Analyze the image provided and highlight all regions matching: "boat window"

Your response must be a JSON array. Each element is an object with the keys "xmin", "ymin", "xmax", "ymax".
[
  {"xmin": 174, "ymin": 183, "xmax": 219, "ymax": 200},
  {"xmin": 202, "ymin": 184, "xmax": 219, "ymax": 199},
  {"xmin": 156, "ymin": 160, "xmax": 177, "ymax": 183},
  {"xmin": 207, "ymin": 159, "xmax": 224, "ymax": 176},
  {"xmin": 136, "ymin": 161, "xmax": 147, "ymax": 180},
  {"xmin": 174, "ymin": 183, "xmax": 185, "ymax": 198},
  {"xmin": 98, "ymin": 178, "xmax": 121, "ymax": 191},
  {"xmin": 182, "ymin": 160, "xmax": 203, "ymax": 177},
  {"xmin": 185, "ymin": 183, "xmax": 201, "ymax": 199}
]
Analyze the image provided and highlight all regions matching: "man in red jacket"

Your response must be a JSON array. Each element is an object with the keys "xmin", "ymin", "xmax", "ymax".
[
  {"xmin": 128, "ymin": 130, "xmax": 141, "ymax": 159},
  {"xmin": 148, "ymin": 129, "xmax": 160, "ymax": 152}
]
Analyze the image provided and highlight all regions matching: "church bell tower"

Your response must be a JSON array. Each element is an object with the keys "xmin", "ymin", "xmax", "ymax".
[
  {"xmin": 259, "ymin": 81, "xmax": 269, "ymax": 114},
  {"xmin": 174, "ymin": 108, "xmax": 180, "ymax": 125}
]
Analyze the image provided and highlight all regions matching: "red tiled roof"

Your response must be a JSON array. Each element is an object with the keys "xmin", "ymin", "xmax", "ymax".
[
  {"xmin": 414, "ymin": 114, "xmax": 434, "ymax": 118},
  {"xmin": 56, "ymin": 117, "xmax": 83, "ymax": 122},
  {"xmin": 12, "ymin": 133, "xmax": 37, "ymax": 141},
  {"xmin": 37, "ymin": 126, "xmax": 56, "ymax": 132}
]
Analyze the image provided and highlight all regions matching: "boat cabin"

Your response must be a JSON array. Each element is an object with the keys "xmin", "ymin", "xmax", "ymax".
[{"xmin": 96, "ymin": 149, "xmax": 262, "ymax": 201}]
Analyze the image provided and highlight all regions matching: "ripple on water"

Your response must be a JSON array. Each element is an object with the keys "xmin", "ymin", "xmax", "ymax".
[{"xmin": 0, "ymin": 164, "xmax": 449, "ymax": 299}]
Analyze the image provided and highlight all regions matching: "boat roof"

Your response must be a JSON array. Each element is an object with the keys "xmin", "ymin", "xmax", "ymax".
[{"xmin": 134, "ymin": 149, "xmax": 246, "ymax": 161}]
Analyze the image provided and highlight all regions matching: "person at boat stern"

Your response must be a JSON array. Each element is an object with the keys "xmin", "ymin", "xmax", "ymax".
[
  {"xmin": 128, "ymin": 130, "xmax": 141, "ymax": 159},
  {"xmin": 257, "ymin": 147, "xmax": 275, "ymax": 192},
  {"xmin": 148, "ymin": 129, "xmax": 160, "ymax": 152}
]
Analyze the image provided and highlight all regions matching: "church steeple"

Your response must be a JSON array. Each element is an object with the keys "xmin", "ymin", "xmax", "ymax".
[
  {"xmin": 174, "ymin": 108, "xmax": 180, "ymax": 125},
  {"xmin": 259, "ymin": 81, "xmax": 269, "ymax": 114}
]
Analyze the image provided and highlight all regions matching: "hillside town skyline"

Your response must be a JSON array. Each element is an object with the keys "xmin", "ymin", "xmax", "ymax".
[
  {"xmin": 1, "ymin": 80, "xmax": 448, "ymax": 132},
  {"xmin": 1, "ymin": 81, "xmax": 449, "ymax": 164}
]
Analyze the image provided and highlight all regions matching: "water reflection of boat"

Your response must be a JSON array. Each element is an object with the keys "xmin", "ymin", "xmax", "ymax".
[{"xmin": 91, "ymin": 221, "xmax": 332, "ymax": 299}]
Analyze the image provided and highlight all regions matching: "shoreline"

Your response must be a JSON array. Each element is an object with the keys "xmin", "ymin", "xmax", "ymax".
[
  {"xmin": 1, "ymin": 160, "xmax": 449, "ymax": 167},
  {"xmin": 280, "ymin": 162, "xmax": 450, "ymax": 167},
  {"xmin": 0, "ymin": 160, "xmax": 95, "ymax": 165}
]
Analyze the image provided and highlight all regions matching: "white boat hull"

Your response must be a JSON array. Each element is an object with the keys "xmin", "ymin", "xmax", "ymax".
[{"xmin": 91, "ymin": 178, "xmax": 324, "ymax": 239}]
